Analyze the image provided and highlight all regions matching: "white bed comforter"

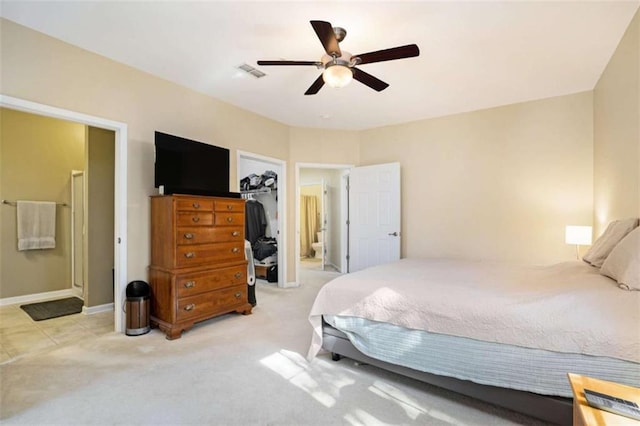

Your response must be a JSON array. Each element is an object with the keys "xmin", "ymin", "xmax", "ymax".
[{"xmin": 308, "ymin": 259, "xmax": 640, "ymax": 363}]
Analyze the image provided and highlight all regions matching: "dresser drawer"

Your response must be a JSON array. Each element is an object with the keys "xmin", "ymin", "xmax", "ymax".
[
  {"xmin": 150, "ymin": 194, "xmax": 252, "ymax": 339},
  {"xmin": 214, "ymin": 212, "xmax": 244, "ymax": 226},
  {"xmin": 177, "ymin": 285, "xmax": 247, "ymax": 321},
  {"xmin": 214, "ymin": 199, "xmax": 244, "ymax": 213},
  {"xmin": 176, "ymin": 197, "xmax": 214, "ymax": 211},
  {"xmin": 176, "ymin": 242, "xmax": 245, "ymax": 267},
  {"xmin": 176, "ymin": 265, "xmax": 246, "ymax": 298},
  {"xmin": 176, "ymin": 211, "xmax": 214, "ymax": 226},
  {"xmin": 176, "ymin": 226, "xmax": 244, "ymax": 245}
]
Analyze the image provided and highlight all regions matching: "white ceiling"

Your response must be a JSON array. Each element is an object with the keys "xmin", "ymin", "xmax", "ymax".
[{"xmin": 1, "ymin": 1, "xmax": 638, "ymax": 130}]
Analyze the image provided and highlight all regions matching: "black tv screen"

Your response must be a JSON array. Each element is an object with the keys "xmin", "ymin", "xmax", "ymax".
[{"xmin": 154, "ymin": 131, "xmax": 234, "ymax": 197}]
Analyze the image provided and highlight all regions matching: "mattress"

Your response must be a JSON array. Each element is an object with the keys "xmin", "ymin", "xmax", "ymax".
[
  {"xmin": 324, "ymin": 315, "xmax": 640, "ymax": 397},
  {"xmin": 308, "ymin": 258, "xmax": 640, "ymax": 397}
]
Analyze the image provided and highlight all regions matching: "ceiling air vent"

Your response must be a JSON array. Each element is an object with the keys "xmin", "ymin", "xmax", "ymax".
[{"xmin": 237, "ymin": 63, "xmax": 266, "ymax": 78}]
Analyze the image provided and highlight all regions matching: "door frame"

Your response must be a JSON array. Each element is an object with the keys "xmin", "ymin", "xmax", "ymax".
[
  {"xmin": 0, "ymin": 94, "xmax": 128, "ymax": 333},
  {"xmin": 71, "ymin": 169, "xmax": 85, "ymax": 299},
  {"xmin": 295, "ymin": 162, "xmax": 353, "ymax": 284},
  {"xmin": 237, "ymin": 150, "xmax": 288, "ymax": 288}
]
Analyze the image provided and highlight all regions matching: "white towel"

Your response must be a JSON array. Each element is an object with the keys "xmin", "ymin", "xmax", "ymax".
[{"xmin": 17, "ymin": 200, "xmax": 56, "ymax": 251}]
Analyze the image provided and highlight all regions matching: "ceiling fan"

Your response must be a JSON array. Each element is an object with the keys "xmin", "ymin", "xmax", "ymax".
[{"xmin": 257, "ymin": 20, "xmax": 420, "ymax": 95}]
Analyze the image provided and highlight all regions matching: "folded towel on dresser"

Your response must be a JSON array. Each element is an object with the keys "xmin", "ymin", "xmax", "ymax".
[{"xmin": 17, "ymin": 200, "xmax": 56, "ymax": 251}]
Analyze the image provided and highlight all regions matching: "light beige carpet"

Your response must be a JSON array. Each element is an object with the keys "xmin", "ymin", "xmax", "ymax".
[{"xmin": 0, "ymin": 268, "xmax": 548, "ymax": 425}]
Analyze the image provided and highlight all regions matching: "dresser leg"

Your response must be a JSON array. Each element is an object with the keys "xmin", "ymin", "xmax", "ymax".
[
  {"xmin": 165, "ymin": 327, "xmax": 184, "ymax": 340},
  {"xmin": 237, "ymin": 304, "xmax": 253, "ymax": 315}
]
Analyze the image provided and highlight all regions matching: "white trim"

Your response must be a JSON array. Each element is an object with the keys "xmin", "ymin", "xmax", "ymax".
[
  {"xmin": 0, "ymin": 94, "xmax": 128, "ymax": 333},
  {"xmin": 70, "ymin": 170, "xmax": 85, "ymax": 299},
  {"xmin": 237, "ymin": 150, "xmax": 289, "ymax": 288},
  {"xmin": 71, "ymin": 286, "xmax": 83, "ymax": 300},
  {"xmin": 82, "ymin": 303, "xmax": 114, "ymax": 315},
  {"xmin": 340, "ymin": 170, "xmax": 350, "ymax": 274},
  {"xmin": 0, "ymin": 289, "xmax": 75, "ymax": 307}
]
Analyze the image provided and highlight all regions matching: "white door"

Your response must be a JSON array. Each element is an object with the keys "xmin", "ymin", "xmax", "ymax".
[
  {"xmin": 349, "ymin": 162, "xmax": 401, "ymax": 272},
  {"xmin": 71, "ymin": 170, "xmax": 85, "ymax": 296}
]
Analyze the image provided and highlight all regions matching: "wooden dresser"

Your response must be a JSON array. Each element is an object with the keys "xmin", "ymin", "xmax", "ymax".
[{"xmin": 149, "ymin": 194, "xmax": 252, "ymax": 339}]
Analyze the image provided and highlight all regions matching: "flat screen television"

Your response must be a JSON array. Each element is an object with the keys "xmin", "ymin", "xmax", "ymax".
[{"xmin": 154, "ymin": 131, "xmax": 237, "ymax": 198}]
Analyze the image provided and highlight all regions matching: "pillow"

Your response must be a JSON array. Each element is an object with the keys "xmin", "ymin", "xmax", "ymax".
[
  {"xmin": 582, "ymin": 218, "xmax": 639, "ymax": 267},
  {"xmin": 600, "ymin": 226, "xmax": 640, "ymax": 290}
]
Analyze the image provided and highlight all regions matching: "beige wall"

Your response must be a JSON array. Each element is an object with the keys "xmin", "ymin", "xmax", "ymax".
[
  {"xmin": 593, "ymin": 9, "xmax": 640, "ymax": 236},
  {"xmin": 2, "ymin": 15, "xmax": 636, "ymax": 291},
  {"xmin": 0, "ymin": 108, "xmax": 85, "ymax": 298},
  {"xmin": 0, "ymin": 19, "xmax": 290, "ymax": 285},
  {"xmin": 86, "ymin": 127, "xmax": 115, "ymax": 307},
  {"xmin": 360, "ymin": 92, "xmax": 594, "ymax": 264}
]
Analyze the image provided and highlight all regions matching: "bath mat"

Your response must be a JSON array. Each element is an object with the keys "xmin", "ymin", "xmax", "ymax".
[{"xmin": 20, "ymin": 297, "xmax": 83, "ymax": 321}]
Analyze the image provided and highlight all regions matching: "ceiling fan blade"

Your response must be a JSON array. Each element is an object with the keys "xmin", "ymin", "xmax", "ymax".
[
  {"xmin": 352, "ymin": 68, "xmax": 389, "ymax": 92},
  {"xmin": 354, "ymin": 44, "xmax": 419, "ymax": 65},
  {"xmin": 310, "ymin": 20, "xmax": 341, "ymax": 57},
  {"xmin": 257, "ymin": 60, "xmax": 321, "ymax": 66},
  {"xmin": 304, "ymin": 75, "xmax": 325, "ymax": 95}
]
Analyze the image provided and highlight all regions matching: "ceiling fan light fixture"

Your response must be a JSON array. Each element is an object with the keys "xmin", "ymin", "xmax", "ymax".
[
  {"xmin": 257, "ymin": 21, "xmax": 419, "ymax": 95},
  {"xmin": 323, "ymin": 61, "xmax": 353, "ymax": 88}
]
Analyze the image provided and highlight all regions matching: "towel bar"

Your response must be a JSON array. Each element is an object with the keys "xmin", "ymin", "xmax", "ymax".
[{"xmin": 1, "ymin": 199, "xmax": 68, "ymax": 207}]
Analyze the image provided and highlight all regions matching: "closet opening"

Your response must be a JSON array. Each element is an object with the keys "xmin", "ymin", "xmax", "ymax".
[{"xmin": 237, "ymin": 151, "xmax": 288, "ymax": 288}]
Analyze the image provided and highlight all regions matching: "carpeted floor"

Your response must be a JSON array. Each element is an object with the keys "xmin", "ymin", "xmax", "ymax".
[{"xmin": 0, "ymin": 269, "xmax": 549, "ymax": 425}]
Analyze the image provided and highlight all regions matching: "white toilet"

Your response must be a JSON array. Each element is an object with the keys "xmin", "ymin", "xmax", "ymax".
[{"xmin": 311, "ymin": 232, "xmax": 323, "ymax": 259}]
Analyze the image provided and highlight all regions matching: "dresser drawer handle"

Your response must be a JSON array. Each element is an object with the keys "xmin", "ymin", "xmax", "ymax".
[
  {"xmin": 184, "ymin": 281, "xmax": 195, "ymax": 288},
  {"xmin": 226, "ymin": 204, "xmax": 233, "ymax": 210},
  {"xmin": 192, "ymin": 216, "xmax": 200, "ymax": 223},
  {"xmin": 234, "ymin": 292, "xmax": 242, "ymax": 299},
  {"xmin": 232, "ymin": 231, "xmax": 240, "ymax": 237},
  {"xmin": 192, "ymin": 202, "xmax": 200, "ymax": 209},
  {"xmin": 226, "ymin": 217, "xmax": 233, "ymax": 223},
  {"xmin": 184, "ymin": 233, "xmax": 194, "ymax": 239},
  {"xmin": 184, "ymin": 252, "xmax": 195, "ymax": 258},
  {"xmin": 184, "ymin": 304, "xmax": 195, "ymax": 311},
  {"xmin": 234, "ymin": 272, "xmax": 242, "ymax": 279},
  {"xmin": 232, "ymin": 247, "xmax": 240, "ymax": 254}
]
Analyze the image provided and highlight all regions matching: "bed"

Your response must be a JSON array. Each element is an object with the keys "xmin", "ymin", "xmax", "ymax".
[{"xmin": 307, "ymin": 258, "xmax": 640, "ymax": 425}]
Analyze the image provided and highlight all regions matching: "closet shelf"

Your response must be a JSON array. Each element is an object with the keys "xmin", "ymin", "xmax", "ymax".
[{"xmin": 240, "ymin": 188, "xmax": 272, "ymax": 195}]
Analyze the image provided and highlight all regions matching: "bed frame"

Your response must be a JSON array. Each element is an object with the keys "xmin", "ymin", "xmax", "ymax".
[{"xmin": 322, "ymin": 322, "xmax": 573, "ymax": 425}]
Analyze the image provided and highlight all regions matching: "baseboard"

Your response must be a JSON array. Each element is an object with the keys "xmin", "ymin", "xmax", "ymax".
[
  {"xmin": 0, "ymin": 289, "xmax": 75, "ymax": 306},
  {"xmin": 327, "ymin": 261, "xmax": 340, "ymax": 272},
  {"xmin": 82, "ymin": 303, "xmax": 114, "ymax": 315},
  {"xmin": 281, "ymin": 281, "xmax": 300, "ymax": 288}
]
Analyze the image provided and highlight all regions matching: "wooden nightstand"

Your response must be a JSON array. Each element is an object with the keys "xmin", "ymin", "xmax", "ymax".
[{"xmin": 568, "ymin": 373, "xmax": 640, "ymax": 426}]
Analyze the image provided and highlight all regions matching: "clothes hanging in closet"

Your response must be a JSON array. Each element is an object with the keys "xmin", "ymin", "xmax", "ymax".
[
  {"xmin": 245, "ymin": 200, "xmax": 267, "ymax": 245},
  {"xmin": 253, "ymin": 236, "xmax": 277, "ymax": 261}
]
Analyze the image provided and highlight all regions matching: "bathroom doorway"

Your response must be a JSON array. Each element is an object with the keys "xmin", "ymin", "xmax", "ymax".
[
  {"xmin": 296, "ymin": 163, "xmax": 351, "ymax": 281},
  {"xmin": 300, "ymin": 182, "xmax": 326, "ymax": 269},
  {"xmin": 0, "ymin": 95, "xmax": 127, "ymax": 333}
]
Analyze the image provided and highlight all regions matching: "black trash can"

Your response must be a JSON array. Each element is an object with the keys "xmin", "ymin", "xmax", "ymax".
[{"xmin": 125, "ymin": 280, "xmax": 150, "ymax": 336}]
